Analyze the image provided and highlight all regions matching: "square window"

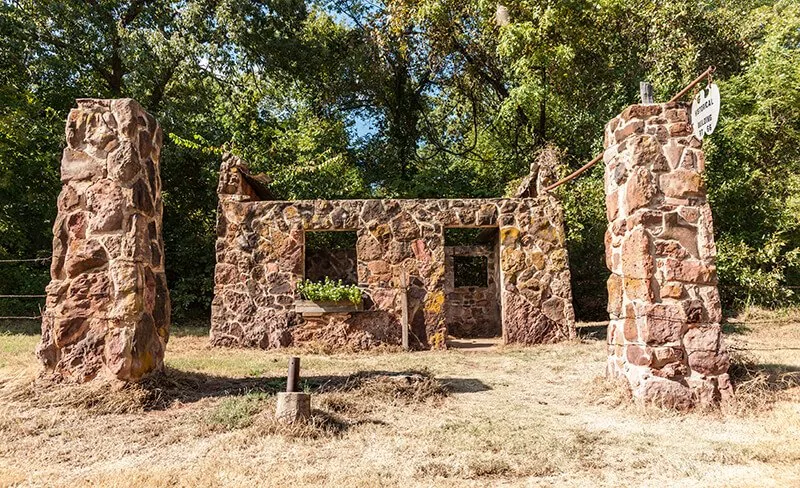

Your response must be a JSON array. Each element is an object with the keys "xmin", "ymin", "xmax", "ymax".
[
  {"xmin": 453, "ymin": 255, "xmax": 488, "ymax": 288},
  {"xmin": 304, "ymin": 230, "xmax": 358, "ymax": 285}
]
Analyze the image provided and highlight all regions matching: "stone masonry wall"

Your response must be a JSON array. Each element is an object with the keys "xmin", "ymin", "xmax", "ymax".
[
  {"xmin": 38, "ymin": 99, "xmax": 170, "ymax": 383},
  {"xmin": 603, "ymin": 102, "xmax": 732, "ymax": 409},
  {"xmin": 213, "ymin": 162, "xmax": 575, "ymax": 350},
  {"xmin": 444, "ymin": 245, "xmax": 501, "ymax": 338}
]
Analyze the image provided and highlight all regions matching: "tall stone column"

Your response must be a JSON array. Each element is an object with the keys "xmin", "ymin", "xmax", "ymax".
[
  {"xmin": 603, "ymin": 102, "xmax": 732, "ymax": 409},
  {"xmin": 37, "ymin": 99, "xmax": 170, "ymax": 383}
]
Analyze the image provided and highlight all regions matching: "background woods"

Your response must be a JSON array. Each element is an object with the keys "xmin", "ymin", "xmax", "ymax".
[{"xmin": 1, "ymin": 0, "xmax": 798, "ymax": 321}]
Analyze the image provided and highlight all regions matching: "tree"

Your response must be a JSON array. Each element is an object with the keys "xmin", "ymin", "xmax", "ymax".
[{"xmin": 1, "ymin": 0, "xmax": 797, "ymax": 321}]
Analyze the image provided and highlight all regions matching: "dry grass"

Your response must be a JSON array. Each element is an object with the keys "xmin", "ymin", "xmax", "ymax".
[
  {"xmin": 0, "ymin": 314, "xmax": 799, "ymax": 487},
  {"xmin": 725, "ymin": 349, "xmax": 800, "ymax": 415},
  {"xmin": 0, "ymin": 371, "xmax": 156, "ymax": 414}
]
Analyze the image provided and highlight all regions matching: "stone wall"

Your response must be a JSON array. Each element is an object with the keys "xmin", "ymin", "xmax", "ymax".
[
  {"xmin": 444, "ymin": 245, "xmax": 501, "ymax": 337},
  {"xmin": 603, "ymin": 102, "xmax": 732, "ymax": 409},
  {"xmin": 38, "ymin": 99, "xmax": 170, "ymax": 383},
  {"xmin": 213, "ymin": 162, "xmax": 575, "ymax": 350}
]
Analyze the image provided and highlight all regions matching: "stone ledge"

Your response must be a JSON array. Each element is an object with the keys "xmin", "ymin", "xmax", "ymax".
[{"xmin": 295, "ymin": 299, "xmax": 364, "ymax": 316}]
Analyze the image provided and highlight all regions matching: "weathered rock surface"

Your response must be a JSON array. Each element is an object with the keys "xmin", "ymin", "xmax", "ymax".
[
  {"xmin": 603, "ymin": 102, "xmax": 731, "ymax": 410},
  {"xmin": 38, "ymin": 98, "xmax": 170, "ymax": 383},
  {"xmin": 212, "ymin": 154, "xmax": 576, "ymax": 350}
]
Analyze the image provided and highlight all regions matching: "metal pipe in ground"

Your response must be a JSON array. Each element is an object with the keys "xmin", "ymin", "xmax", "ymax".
[
  {"xmin": 275, "ymin": 356, "xmax": 311, "ymax": 423},
  {"xmin": 286, "ymin": 356, "xmax": 300, "ymax": 392}
]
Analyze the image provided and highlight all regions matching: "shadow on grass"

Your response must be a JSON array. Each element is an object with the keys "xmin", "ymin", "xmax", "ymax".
[
  {"xmin": 0, "ymin": 321, "xmax": 208, "ymax": 338},
  {"xmin": 0, "ymin": 319, "xmax": 40, "ymax": 336},
  {"xmin": 729, "ymin": 353, "xmax": 800, "ymax": 384},
  {"xmin": 576, "ymin": 323, "xmax": 606, "ymax": 341},
  {"xmin": 142, "ymin": 367, "xmax": 489, "ymax": 410},
  {"xmin": 727, "ymin": 350, "xmax": 800, "ymax": 412},
  {"xmin": 722, "ymin": 320, "xmax": 752, "ymax": 335}
]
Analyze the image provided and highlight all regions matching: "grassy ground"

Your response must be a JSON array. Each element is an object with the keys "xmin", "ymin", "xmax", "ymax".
[{"xmin": 0, "ymin": 313, "xmax": 799, "ymax": 488}]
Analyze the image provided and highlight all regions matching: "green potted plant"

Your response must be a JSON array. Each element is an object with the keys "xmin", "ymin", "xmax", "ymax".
[{"xmin": 295, "ymin": 277, "xmax": 364, "ymax": 315}]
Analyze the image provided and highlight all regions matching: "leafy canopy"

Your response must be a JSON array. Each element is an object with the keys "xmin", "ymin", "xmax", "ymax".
[{"xmin": 1, "ymin": 0, "xmax": 798, "ymax": 319}]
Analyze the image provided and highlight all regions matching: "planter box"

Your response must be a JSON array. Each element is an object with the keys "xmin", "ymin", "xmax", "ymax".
[{"xmin": 295, "ymin": 299, "xmax": 364, "ymax": 316}]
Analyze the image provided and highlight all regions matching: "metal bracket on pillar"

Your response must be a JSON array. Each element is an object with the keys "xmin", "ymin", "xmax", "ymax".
[{"xmin": 640, "ymin": 81, "xmax": 654, "ymax": 104}]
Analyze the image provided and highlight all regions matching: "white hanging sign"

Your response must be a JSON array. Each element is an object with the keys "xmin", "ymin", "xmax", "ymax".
[{"xmin": 691, "ymin": 83, "xmax": 720, "ymax": 139}]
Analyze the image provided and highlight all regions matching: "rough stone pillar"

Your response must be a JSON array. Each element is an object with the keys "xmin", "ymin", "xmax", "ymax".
[
  {"xmin": 603, "ymin": 102, "xmax": 732, "ymax": 410},
  {"xmin": 37, "ymin": 99, "xmax": 170, "ymax": 383}
]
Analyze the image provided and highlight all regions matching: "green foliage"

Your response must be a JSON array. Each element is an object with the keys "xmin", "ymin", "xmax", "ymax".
[
  {"xmin": 305, "ymin": 231, "xmax": 357, "ymax": 253},
  {"xmin": 704, "ymin": 0, "xmax": 800, "ymax": 308},
  {"xmin": 444, "ymin": 228, "xmax": 484, "ymax": 247},
  {"xmin": 558, "ymin": 165, "xmax": 608, "ymax": 319},
  {"xmin": 453, "ymin": 256, "xmax": 488, "ymax": 288},
  {"xmin": 297, "ymin": 277, "xmax": 363, "ymax": 305},
  {"xmin": 1, "ymin": 0, "xmax": 798, "ymax": 320},
  {"xmin": 207, "ymin": 392, "xmax": 270, "ymax": 431}
]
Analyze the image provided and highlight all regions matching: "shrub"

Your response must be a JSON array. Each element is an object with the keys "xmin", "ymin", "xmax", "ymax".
[{"xmin": 297, "ymin": 277, "xmax": 362, "ymax": 304}]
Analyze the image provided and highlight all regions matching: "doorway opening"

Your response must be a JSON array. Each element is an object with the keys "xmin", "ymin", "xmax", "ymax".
[{"xmin": 444, "ymin": 227, "xmax": 501, "ymax": 346}]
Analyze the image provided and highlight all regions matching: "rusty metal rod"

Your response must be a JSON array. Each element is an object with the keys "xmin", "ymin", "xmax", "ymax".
[
  {"xmin": 543, "ymin": 153, "xmax": 604, "ymax": 192},
  {"xmin": 286, "ymin": 357, "xmax": 300, "ymax": 393},
  {"xmin": 668, "ymin": 65, "xmax": 715, "ymax": 104},
  {"xmin": 544, "ymin": 66, "xmax": 715, "ymax": 193},
  {"xmin": 0, "ymin": 295, "xmax": 46, "ymax": 298}
]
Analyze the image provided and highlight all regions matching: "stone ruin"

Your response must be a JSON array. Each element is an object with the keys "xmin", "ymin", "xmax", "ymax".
[
  {"xmin": 603, "ymin": 102, "xmax": 732, "ymax": 409},
  {"xmin": 211, "ymin": 153, "xmax": 576, "ymax": 350},
  {"xmin": 38, "ymin": 99, "xmax": 170, "ymax": 383},
  {"xmin": 34, "ymin": 96, "xmax": 733, "ymax": 410}
]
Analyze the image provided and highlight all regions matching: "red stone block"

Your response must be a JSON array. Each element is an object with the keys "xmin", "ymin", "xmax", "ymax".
[
  {"xmin": 678, "ymin": 206, "xmax": 699, "ymax": 223},
  {"xmin": 625, "ymin": 167, "xmax": 657, "ymax": 213},
  {"xmin": 664, "ymin": 108, "xmax": 689, "ymax": 123},
  {"xmin": 639, "ymin": 377, "xmax": 694, "ymax": 411},
  {"xmin": 638, "ymin": 303, "xmax": 686, "ymax": 344},
  {"xmin": 659, "ymin": 282, "xmax": 684, "ymax": 299},
  {"xmin": 615, "ymin": 120, "xmax": 645, "ymax": 143},
  {"xmin": 645, "ymin": 125, "xmax": 670, "ymax": 145},
  {"xmin": 660, "ymin": 168, "xmax": 704, "ymax": 198},
  {"xmin": 684, "ymin": 324, "xmax": 721, "ymax": 352},
  {"xmin": 650, "ymin": 345, "xmax": 685, "ymax": 368},
  {"xmin": 611, "ymin": 218, "xmax": 627, "ymax": 237},
  {"xmin": 606, "ymin": 189, "xmax": 619, "ymax": 221},
  {"xmin": 659, "ymin": 212, "xmax": 699, "ymax": 258},
  {"xmin": 604, "ymin": 229, "xmax": 614, "ymax": 270},
  {"xmin": 699, "ymin": 286, "xmax": 723, "ymax": 324},
  {"xmin": 662, "ymin": 258, "xmax": 716, "ymax": 284},
  {"xmin": 623, "ymin": 316, "xmax": 638, "ymax": 342},
  {"xmin": 654, "ymin": 240, "xmax": 690, "ymax": 260},
  {"xmin": 623, "ymin": 277, "xmax": 655, "ymax": 302},
  {"xmin": 688, "ymin": 350, "xmax": 730, "ymax": 376},
  {"xmin": 621, "ymin": 105, "xmax": 664, "ymax": 120},
  {"xmin": 621, "ymin": 228, "xmax": 654, "ymax": 279},
  {"xmin": 625, "ymin": 344, "xmax": 651, "ymax": 366},
  {"xmin": 668, "ymin": 122, "xmax": 692, "ymax": 137},
  {"xmin": 607, "ymin": 274, "xmax": 623, "ymax": 317},
  {"xmin": 626, "ymin": 209, "xmax": 663, "ymax": 231}
]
